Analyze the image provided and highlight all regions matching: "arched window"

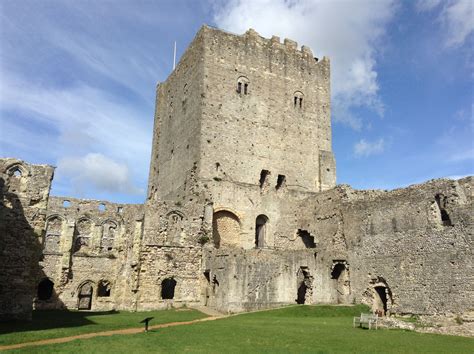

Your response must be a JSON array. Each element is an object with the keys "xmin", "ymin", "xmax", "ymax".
[
  {"xmin": 37, "ymin": 278, "xmax": 54, "ymax": 301},
  {"xmin": 101, "ymin": 220, "xmax": 117, "ymax": 252},
  {"xmin": 6, "ymin": 164, "xmax": 26, "ymax": 178},
  {"xmin": 44, "ymin": 216, "xmax": 63, "ymax": 253},
  {"xmin": 212, "ymin": 210, "xmax": 241, "ymax": 248},
  {"xmin": 255, "ymin": 214, "xmax": 269, "ymax": 248},
  {"xmin": 237, "ymin": 76, "xmax": 249, "ymax": 95},
  {"xmin": 161, "ymin": 278, "xmax": 177, "ymax": 299},
  {"xmin": 293, "ymin": 91, "xmax": 304, "ymax": 109},
  {"xmin": 73, "ymin": 218, "xmax": 92, "ymax": 253}
]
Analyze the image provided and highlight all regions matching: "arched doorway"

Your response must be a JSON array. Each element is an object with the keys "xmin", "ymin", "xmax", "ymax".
[
  {"xmin": 212, "ymin": 210, "xmax": 241, "ymax": 248},
  {"xmin": 161, "ymin": 278, "xmax": 177, "ymax": 299},
  {"xmin": 374, "ymin": 286, "xmax": 389, "ymax": 315},
  {"xmin": 78, "ymin": 282, "xmax": 94, "ymax": 310},
  {"xmin": 255, "ymin": 215, "xmax": 268, "ymax": 248},
  {"xmin": 37, "ymin": 278, "xmax": 54, "ymax": 301}
]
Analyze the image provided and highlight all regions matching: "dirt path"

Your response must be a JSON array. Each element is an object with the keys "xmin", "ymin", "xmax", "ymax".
[{"xmin": 0, "ymin": 316, "xmax": 222, "ymax": 351}]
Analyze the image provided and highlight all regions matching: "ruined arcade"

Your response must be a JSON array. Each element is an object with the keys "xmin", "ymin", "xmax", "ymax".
[{"xmin": 1, "ymin": 26, "xmax": 473, "ymax": 321}]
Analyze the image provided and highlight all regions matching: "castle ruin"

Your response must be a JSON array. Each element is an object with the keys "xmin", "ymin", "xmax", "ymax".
[{"xmin": 1, "ymin": 26, "xmax": 473, "ymax": 321}]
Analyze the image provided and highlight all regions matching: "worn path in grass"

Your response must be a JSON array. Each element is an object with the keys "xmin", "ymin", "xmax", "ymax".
[{"xmin": 0, "ymin": 315, "xmax": 222, "ymax": 351}]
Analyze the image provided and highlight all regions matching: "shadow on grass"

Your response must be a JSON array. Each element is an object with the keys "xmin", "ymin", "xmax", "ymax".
[{"xmin": 0, "ymin": 310, "xmax": 118, "ymax": 335}]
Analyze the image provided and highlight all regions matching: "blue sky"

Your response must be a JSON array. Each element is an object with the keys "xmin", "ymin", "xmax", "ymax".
[{"xmin": 0, "ymin": 0, "xmax": 472, "ymax": 204}]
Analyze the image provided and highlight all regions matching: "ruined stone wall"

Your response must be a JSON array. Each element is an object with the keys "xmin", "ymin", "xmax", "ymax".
[
  {"xmin": 203, "ymin": 248, "xmax": 317, "ymax": 313},
  {"xmin": 147, "ymin": 29, "xmax": 205, "ymax": 201},
  {"xmin": 136, "ymin": 198, "xmax": 211, "ymax": 310},
  {"xmin": 199, "ymin": 26, "xmax": 335, "ymax": 194},
  {"xmin": 343, "ymin": 178, "xmax": 473, "ymax": 315},
  {"xmin": 0, "ymin": 158, "xmax": 54, "ymax": 320},
  {"xmin": 39, "ymin": 197, "xmax": 144, "ymax": 311}
]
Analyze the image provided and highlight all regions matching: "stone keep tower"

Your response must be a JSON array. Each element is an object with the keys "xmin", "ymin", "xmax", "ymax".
[
  {"xmin": 148, "ymin": 26, "xmax": 336, "ymax": 202},
  {"xmin": 147, "ymin": 26, "xmax": 336, "ymax": 250}
]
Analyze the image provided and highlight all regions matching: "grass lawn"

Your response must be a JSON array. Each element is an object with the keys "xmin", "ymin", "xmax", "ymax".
[
  {"xmin": 0, "ymin": 308, "xmax": 207, "ymax": 346},
  {"xmin": 5, "ymin": 305, "xmax": 473, "ymax": 353}
]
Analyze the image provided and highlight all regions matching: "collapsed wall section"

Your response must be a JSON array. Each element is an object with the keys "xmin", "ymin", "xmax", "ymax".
[{"xmin": 0, "ymin": 158, "xmax": 54, "ymax": 320}]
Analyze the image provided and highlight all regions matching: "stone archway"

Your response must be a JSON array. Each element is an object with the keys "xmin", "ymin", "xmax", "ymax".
[
  {"xmin": 364, "ymin": 277, "xmax": 393, "ymax": 316},
  {"xmin": 212, "ymin": 210, "xmax": 241, "ymax": 248}
]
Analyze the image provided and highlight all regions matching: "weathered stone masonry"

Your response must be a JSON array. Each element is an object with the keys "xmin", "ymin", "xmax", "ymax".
[{"xmin": 1, "ymin": 25, "xmax": 472, "ymax": 321}]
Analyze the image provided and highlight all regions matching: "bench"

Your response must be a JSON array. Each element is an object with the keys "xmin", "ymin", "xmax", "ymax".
[{"xmin": 353, "ymin": 313, "xmax": 378, "ymax": 330}]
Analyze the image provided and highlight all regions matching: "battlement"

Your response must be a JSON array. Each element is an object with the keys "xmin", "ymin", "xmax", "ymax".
[{"xmin": 201, "ymin": 25, "xmax": 326, "ymax": 65}]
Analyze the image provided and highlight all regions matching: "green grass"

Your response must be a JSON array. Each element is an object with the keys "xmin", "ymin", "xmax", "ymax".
[
  {"xmin": 0, "ymin": 308, "xmax": 207, "ymax": 346},
  {"xmin": 5, "ymin": 305, "xmax": 473, "ymax": 353}
]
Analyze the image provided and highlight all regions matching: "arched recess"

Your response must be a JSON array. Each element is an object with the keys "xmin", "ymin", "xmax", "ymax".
[
  {"xmin": 77, "ymin": 281, "xmax": 94, "ymax": 310},
  {"xmin": 44, "ymin": 215, "xmax": 64, "ymax": 253},
  {"xmin": 161, "ymin": 278, "xmax": 177, "ymax": 299},
  {"xmin": 330, "ymin": 260, "xmax": 351, "ymax": 304},
  {"xmin": 166, "ymin": 210, "xmax": 184, "ymax": 243},
  {"xmin": 366, "ymin": 277, "xmax": 393, "ymax": 316},
  {"xmin": 100, "ymin": 219, "xmax": 118, "ymax": 252},
  {"xmin": 212, "ymin": 209, "xmax": 241, "ymax": 248},
  {"xmin": 255, "ymin": 214, "xmax": 269, "ymax": 248},
  {"xmin": 37, "ymin": 278, "xmax": 54, "ymax": 301},
  {"xmin": 73, "ymin": 217, "xmax": 93, "ymax": 253}
]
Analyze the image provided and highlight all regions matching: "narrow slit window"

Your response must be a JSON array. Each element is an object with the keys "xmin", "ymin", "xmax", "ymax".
[
  {"xmin": 259, "ymin": 170, "xmax": 270, "ymax": 189},
  {"xmin": 294, "ymin": 96, "xmax": 298, "ymax": 107},
  {"xmin": 237, "ymin": 82, "xmax": 242, "ymax": 94},
  {"xmin": 244, "ymin": 83, "xmax": 248, "ymax": 95},
  {"xmin": 276, "ymin": 175, "xmax": 286, "ymax": 190},
  {"xmin": 299, "ymin": 97, "xmax": 303, "ymax": 108}
]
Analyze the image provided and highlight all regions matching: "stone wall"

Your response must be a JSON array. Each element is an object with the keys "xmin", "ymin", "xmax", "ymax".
[
  {"xmin": 0, "ymin": 159, "xmax": 54, "ymax": 320},
  {"xmin": 37, "ymin": 196, "xmax": 144, "ymax": 311},
  {"xmin": 199, "ymin": 26, "xmax": 335, "ymax": 194},
  {"xmin": 344, "ymin": 178, "xmax": 473, "ymax": 315},
  {"xmin": 148, "ymin": 29, "xmax": 205, "ymax": 201}
]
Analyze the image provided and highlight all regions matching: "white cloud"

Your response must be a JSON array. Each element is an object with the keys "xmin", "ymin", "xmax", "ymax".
[
  {"xmin": 57, "ymin": 153, "xmax": 143, "ymax": 195},
  {"xmin": 443, "ymin": 0, "xmax": 474, "ymax": 47},
  {"xmin": 0, "ymin": 74, "xmax": 151, "ymax": 197},
  {"xmin": 354, "ymin": 138, "xmax": 385, "ymax": 157},
  {"xmin": 213, "ymin": 0, "xmax": 396, "ymax": 129},
  {"xmin": 416, "ymin": 0, "xmax": 473, "ymax": 47}
]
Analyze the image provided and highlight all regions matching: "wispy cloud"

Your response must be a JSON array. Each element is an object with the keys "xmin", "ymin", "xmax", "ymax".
[
  {"xmin": 212, "ymin": 0, "xmax": 397, "ymax": 130},
  {"xmin": 415, "ymin": 0, "xmax": 442, "ymax": 12},
  {"xmin": 354, "ymin": 138, "xmax": 385, "ymax": 157},
  {"xmin": 416, "ymin": 0, "xmax": 473, "ymax": 47},
  {"xmin": 0, "ymin": 74, "xmax": 151, "ymax": 197}
]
